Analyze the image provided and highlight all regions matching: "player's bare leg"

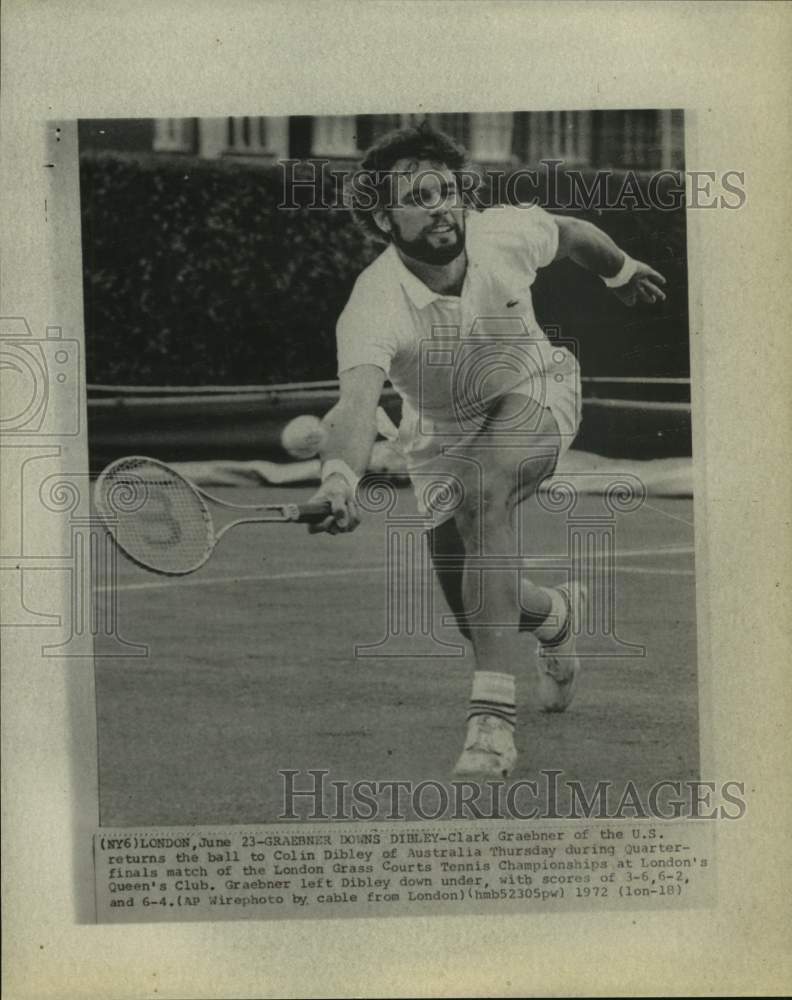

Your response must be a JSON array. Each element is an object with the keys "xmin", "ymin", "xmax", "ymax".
[{"xmin": 437, "ymin": 398, "xmax": 582, "ymax": 778}]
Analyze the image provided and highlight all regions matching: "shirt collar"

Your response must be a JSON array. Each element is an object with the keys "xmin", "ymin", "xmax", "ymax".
[{"xmin": 386, "ymin": 244, "xmax": 455, "ymax": 309}]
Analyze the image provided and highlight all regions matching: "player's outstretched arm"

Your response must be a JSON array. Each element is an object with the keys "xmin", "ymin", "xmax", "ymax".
[
  {"xmin": 554, "ymin": 215, "xmax": 667, "ymax": 306},
  {"xmin": 307, "ymin": 364, "xmax": 386, "ymax": 535}
]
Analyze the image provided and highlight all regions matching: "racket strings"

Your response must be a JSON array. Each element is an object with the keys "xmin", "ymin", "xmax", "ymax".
[{"xmin": 96, "ymin": 457, "xmax": 214, "ymax": 574}]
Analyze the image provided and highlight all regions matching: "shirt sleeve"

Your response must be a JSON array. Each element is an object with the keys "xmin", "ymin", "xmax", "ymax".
[
  {"xmin": 516, "ymin": 204, "xmax": 559, "ymax": 271},
  {"xmin": 336, "ymin": 281, "xmax": 397, "ymax": 377}
]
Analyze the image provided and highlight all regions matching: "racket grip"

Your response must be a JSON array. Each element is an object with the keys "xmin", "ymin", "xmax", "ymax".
[{"xmin": 292, "ymin": 500, "xmax": 333, "ymax": 524}]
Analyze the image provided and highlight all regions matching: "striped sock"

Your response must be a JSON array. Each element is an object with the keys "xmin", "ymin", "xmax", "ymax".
[{"xmin": 468, "ymin": 671, "xmax": 516, "ymax": 728}]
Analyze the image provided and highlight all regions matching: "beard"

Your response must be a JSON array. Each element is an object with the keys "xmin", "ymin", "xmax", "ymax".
[{"xmin": 389, "ymin": 215, "xmax": 466, "ymax": 265}]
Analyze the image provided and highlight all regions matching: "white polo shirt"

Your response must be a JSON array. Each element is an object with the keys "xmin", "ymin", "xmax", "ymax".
[{"xmin": 336, "ymin": 205, "xmax": 581, "ymax": 490}]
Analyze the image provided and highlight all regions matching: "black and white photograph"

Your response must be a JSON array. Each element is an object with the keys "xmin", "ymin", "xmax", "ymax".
[{"xmin": 81, "ymin": 109, "xmax": 700, "ymax": 827}]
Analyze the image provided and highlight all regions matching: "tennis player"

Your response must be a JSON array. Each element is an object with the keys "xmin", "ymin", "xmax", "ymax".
[{"xmin": 309, "ymin": 124, "xmax": 666, "ymax": 779}]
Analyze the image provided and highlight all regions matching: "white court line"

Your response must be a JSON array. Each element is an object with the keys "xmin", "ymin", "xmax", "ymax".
[
  {"xmin": 608, "ymin": 545, "xmax": 693, "ymax": 558},
  {"xmin": 616, "ymin": 566, "xmax": 694, "ymax": 577},
  {"xmin": 643, "ymin": 501, "xmax": 695, "ymax": 528},
  {"xmin": 101, "ymin": 566, "xmax": 380, "ymax": 593},
  {"xmin": 101, "ymin": 546, "xmax": 694, "ymax": 593}
]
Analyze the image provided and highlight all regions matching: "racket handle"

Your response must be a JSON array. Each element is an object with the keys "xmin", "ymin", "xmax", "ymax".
[{"xmin": 290, "ymin": 500, "xmax": 333, "ymax": 524}]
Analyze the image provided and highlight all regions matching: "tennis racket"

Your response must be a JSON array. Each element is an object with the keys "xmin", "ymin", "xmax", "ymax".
[{"xmin": 94, "ymin": 455, "xmax": 331, "ymax": 576}]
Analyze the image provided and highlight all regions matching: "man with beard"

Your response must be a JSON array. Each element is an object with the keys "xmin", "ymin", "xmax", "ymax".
[{"xmin": 308, "ymin": 124, "xmax": 666, "ymax": 780}]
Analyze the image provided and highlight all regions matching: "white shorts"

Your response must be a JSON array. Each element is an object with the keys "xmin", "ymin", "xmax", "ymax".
[{"xmin": 404, "ymin": 368, "xmax": 582, "ymax": 525}]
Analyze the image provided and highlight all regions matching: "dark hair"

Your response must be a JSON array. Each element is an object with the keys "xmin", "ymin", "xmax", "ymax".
[{"xmin": 349, "ymin": 122, "xmax": 477, "ymax": 242}]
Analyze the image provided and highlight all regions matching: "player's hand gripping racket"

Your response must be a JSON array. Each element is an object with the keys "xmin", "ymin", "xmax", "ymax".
[{"xmin": 94, "ymin": 455, "xmax": 331, "ymax": 576}]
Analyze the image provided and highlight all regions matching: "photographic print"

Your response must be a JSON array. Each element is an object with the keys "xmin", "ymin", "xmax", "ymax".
[{"xmin": 78, "ymin": 110, "xmax": 706, "ymax": 831}]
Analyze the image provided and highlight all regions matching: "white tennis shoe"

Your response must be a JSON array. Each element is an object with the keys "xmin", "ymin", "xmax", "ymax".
[
  {"xmin": 536, "ymin": 582, "xmax": 586, "ymax": 713},
  {"xmin": 452, "ymin": 714, "xmax": 518, "ymax": 780}
]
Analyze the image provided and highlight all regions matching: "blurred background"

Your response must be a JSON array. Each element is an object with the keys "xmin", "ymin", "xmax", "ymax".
[{"xmin": 78, "ymin": 110, "xmax": 690, "ymax": 465}]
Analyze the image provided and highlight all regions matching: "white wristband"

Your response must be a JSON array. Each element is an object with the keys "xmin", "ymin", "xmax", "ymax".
[
  {"xmin": 321, "ymin": 459, "xmax": 360, "ymax": 492},
  {"xmin": 601, "ymin": 254, "xmax": 637, "ymax": 289}
]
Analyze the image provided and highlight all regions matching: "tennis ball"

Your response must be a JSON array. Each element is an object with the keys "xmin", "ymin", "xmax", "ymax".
[{"xmin": 280, "ymin": 414, "xmax": 326, "ymax": 459}]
